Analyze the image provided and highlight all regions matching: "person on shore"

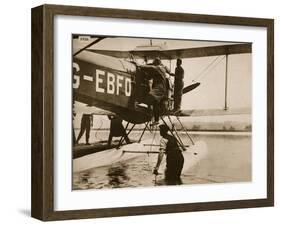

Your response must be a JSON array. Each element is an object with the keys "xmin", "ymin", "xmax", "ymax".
[
  {"xmin": 75, "ymin": 114, "xmax": 93, "ymax": 145},
  {"xmin": 170, "ymin": 59, "xmax": 185, "ymax": 113}
]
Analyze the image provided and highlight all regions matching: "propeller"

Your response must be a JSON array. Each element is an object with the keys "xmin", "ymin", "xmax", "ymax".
[{"xmin": 182, "ymin": 82, "xmax": 200, "ymax": 94}]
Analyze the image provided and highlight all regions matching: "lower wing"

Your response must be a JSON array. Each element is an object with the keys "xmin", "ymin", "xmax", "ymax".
[
  {"xmin": 175, "ymin": 107, "xmax": 251, "ymax": 117},
  {"xmin": 74, "ymin": 103, "xmax": 115, "ymax": 116}
]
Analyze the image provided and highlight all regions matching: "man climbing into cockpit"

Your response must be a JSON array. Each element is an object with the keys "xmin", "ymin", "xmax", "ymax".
[{"xmin": 137, "ymin": 58, "xmax": 168, "ymax": 126}]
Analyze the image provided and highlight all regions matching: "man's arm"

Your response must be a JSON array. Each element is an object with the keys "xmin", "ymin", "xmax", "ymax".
[
  {"xmin": 154, "ymin": 151, "xmax": 164, "ymax": 172},
  {"xmin": 148, "ymin": 79, "xmax": 153, "ymax": 91},
  {"xmin": 153, "ymin": 138, "xmax": 167, "ymax": 174}
]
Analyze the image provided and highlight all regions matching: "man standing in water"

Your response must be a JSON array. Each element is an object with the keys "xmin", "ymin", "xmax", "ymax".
[
  {"xmin": 171, "ymin": 58, "xmax": 185, "ymax": 113},
  {"xmin": 76, "ymin": 113, "xmax": 93, "ymax": 145},
  {"xmin": 153, "ymin": 124, "xmax": 184, "ymax": 185}
]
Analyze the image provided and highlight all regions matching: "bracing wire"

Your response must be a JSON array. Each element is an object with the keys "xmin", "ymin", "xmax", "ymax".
[
  {"xmin": 201, "ymin": 55, "xmax": 226, "ymax": 80},
  {"xmin": 192, "ymin": 55, "xmax": 226, "ymax": 82},
  {"xmin": 150, "ymin": 126, "xmax": 158, "ymax": 153},
  {"xmin": 192, "ymin": 56, "xmax": 221, "ymax": 82},
  {"xmin": 146, "ymin": 124, "xmax": 158, "ymax": 169}
]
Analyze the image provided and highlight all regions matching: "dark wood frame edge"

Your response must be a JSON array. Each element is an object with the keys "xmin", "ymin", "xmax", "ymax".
[
  {"xmin": 31, "ymin": 4, "xmax": 274, "ymax": 221},
  {"xmin": 32, "ymin": 5, "xmax": 44, "ymax": 220}
]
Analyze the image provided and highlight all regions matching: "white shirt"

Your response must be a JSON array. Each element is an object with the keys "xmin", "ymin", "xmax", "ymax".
[{"xmin": 159, "ymin": 137, "xmax": 168, "ymax": 154}]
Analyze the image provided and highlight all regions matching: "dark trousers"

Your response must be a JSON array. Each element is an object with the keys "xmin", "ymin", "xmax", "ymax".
[
  {"xmin": 153, "ymin": 100, "xmax": 160, "ymax": 122},
  {"xmin": 72, "ymin": 128, "xmax": 76, "ymax": 145},
  {"xmin": 165, "ymin": 154, "xmax": 184, "ymax": 185},
  {"xmin": 76, "ymin": 118, "xmax": 91, "ymax": 144},
  {"xmin": 174, "ymin": 82, "xmax": 183, "ymax": 110},
  {"xmin": 145, "ymin": 95, "xmax": 161, "ymax": 122}
]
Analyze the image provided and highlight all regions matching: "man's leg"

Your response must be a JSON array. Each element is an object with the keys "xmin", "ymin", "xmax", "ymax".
[
  {"xmin": 175, "ymin": 155, "xmax": 184, "ymax": 184},
  {"xmin": 72, "ymin": 128, "xmax": 76, "ymax": 145},
  {"xmin": 173, "ymin": 92, "xmax": 181, "ymax": 111},
  {"xmin": 108, "ymin": 133, "xmax": 113, "ymax": 146},
  {"xmin": 165, "ymin": 169, "xmax": 177, "ymax": 185},
  {"xmin": 177, "ymin": 92, "xmax": 182, "ymax": 110},
  {"xmin": 76, "ymin": 126, "xmax": 86, "ymax": 144},
  {"xmin": 85, "ymin": 123, "xmax": 91, "ymax": 144},
  {"xmin": 173, "ymin": 84, "xmax": 183, "ymax": 111},
  {"xmin": 153, "ymin": 101, "xmax": 160, "ymax": 123},
  {"xmin": 165, "ymin": 157, "xmax": 182, "ymax": 185}
]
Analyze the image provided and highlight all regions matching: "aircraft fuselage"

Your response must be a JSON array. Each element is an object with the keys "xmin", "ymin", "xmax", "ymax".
[{"xmin": 73, "ymin": 51, "xmax": 151, "ymax": 124}]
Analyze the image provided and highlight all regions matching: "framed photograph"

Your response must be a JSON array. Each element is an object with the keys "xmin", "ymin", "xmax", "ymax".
[{"xmin": 31, "ymin": 4, "xmax": 274, "ymax": 221}]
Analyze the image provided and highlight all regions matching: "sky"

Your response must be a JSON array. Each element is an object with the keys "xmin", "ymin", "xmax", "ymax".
[{"xmin": 73, "ymin": 36, "xmax": 252, "ymax": 127}]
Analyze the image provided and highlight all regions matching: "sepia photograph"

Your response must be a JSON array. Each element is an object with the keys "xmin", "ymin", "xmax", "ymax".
[
  {"xmin": 30, "ymin": 3, "xmax": 274, "ymax": 221},
  {"xmin": 72, "ymin": 35, "xmax": 252, "ymax": 190}
]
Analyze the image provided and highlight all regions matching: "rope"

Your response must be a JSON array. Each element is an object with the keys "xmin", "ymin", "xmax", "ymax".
[{"xmin": 94, "ymin": 118, "xmax": 103, "ymax": 142}]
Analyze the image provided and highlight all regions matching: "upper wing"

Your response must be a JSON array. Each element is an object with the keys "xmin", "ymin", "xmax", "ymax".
[
  {"xmin": 85, "ymin": 49, "xmax": 131, "ymax": 59},
  {"xmin": 159, "ymin": 43, "xmax": 252, "ymax": 59},
  {"xmin": 87, "ymin": 43, "xmax": 252, "ymax": 60}
]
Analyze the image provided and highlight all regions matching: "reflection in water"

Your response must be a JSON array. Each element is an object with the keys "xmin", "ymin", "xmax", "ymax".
[{"xmin": 107, "ymin": 163, "xmax": 130, "ymax": 187}]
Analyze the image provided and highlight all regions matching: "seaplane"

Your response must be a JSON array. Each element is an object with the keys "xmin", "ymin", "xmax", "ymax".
[{"xmin": 72, "ymin": 35, "xmax": 252, "ymax": 176}]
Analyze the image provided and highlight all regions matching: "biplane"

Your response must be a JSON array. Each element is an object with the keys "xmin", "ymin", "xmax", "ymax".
[{"xmin": 72, "ymin": 36, "xmax": 252, "ymax": 174}]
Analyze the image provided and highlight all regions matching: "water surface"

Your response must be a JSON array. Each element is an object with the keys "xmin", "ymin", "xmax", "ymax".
[{"xmin": 73, "ymin": 130, "xmax": 251, "ymax": 190}]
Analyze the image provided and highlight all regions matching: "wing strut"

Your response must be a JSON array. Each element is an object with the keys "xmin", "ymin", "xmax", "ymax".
[
  {"xmin": 175, "ymin": 116, "xmax": 195, "ymax": 145},
  {"xmin": 224, "ymin": 55, "xmax": 229, "ymax": 110},
  {"xmin": 167, "ymin": 116, "xmax": 185, "ymax": 148},
  {"xmin": 138, "ymin": 122, "xmax": 150, "ymax": 143},
  {"xmin": 116, "ymin": 122, "xmax": 135, "ymax": 149},
  {"xmin": 160, "ymin": 116, "xmax": 186, "ymax": 151}
]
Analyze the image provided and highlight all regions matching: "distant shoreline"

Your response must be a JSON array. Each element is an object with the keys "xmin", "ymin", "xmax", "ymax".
[
  {"xmin": 74, "ymin": 128, "xmax": 251, "ymax": 134},
  {"xmin": 185, "ymin": 131, "xmax": 251, "ymax": 136}
]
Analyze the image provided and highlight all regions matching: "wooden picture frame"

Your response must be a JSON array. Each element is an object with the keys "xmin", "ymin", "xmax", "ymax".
[{"xmin": 31, "ymin": 4, "xmax": 274, "ymax": 221}]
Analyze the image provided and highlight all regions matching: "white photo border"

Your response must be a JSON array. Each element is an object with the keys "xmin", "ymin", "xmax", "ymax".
[{"xmin": 54, "ymin": 15, "xmax": 267, "ymax": 211}]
